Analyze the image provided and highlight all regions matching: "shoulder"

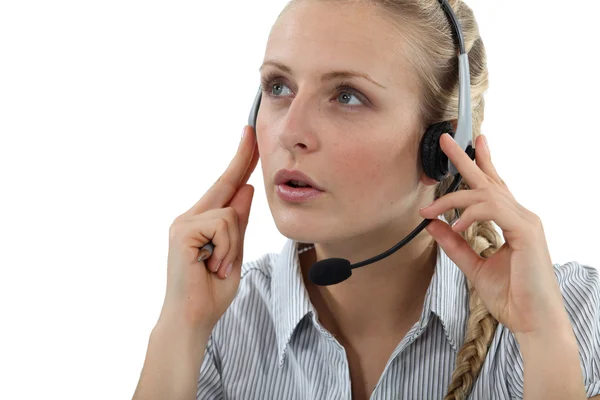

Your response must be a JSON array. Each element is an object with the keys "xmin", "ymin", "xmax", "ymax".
[
  {"xmin": 224, "ymin": 250, "xmax": 278, "ymax": 316},
  {"xmin": 240, "ymin": 251, "xmax": 277, "ymax": 283},
  {"xmin": 210, "ymin": 251, "xmax": 279, "ymax": 341},
  {"xmin": 501, "ymin": 261, "xmax": 600, "ymax": 398},
  {"xmin": 553, "ymin": 260, "xmax": 600, "ymax": 305},
  {"xmin": 552, "ymin": 261, "xmax": 600, "ymax": 366},
  {"xmin": 234, "ymin": 251, "xmax": 278, "ymax": 304}
]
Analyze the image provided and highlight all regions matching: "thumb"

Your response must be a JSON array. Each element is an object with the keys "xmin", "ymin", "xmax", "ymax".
[{"xmin": 425, "ymin": 218, "xmax": 481, "ymax": 284}]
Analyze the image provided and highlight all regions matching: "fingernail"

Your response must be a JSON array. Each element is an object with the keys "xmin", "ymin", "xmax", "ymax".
[
  {"xmin": 420, "ymin": 201, "xmax": 434, "ymax": 210},
  {"xmin": 225, "ymin": 262, "xmax": 233, "ymax": 277},
  {"xmin": 483, "ymin": 135, "xmax": 489, "ymax": 150},
  {"xmin": 238, "ymin": 127, "xmax": 246, "ymax": 150},
  {"xmin": 213, "ymin": 260, "xmax": 221, "ymax": 272},
  {"xmin": 451, "ymin": 218, "xmax": 460, "ymax": 228}
]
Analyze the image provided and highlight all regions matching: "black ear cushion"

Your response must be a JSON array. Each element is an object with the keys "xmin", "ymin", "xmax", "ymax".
[{"xmin": 420, "ymin": 121, "xmax": 455, "ymax": 181}]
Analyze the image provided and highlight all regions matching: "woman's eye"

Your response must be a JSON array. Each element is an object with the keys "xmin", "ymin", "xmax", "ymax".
[
  {"xmin": 271, "ymin": 82, "xmax": 292, "ymax": 97},
  {"xmin": 336, "ymin": 91, "xmax": 362, "ymax": 106},
  {"xmin": 265, "ymin": 81, "xmax": 364, "ymax": 106}
]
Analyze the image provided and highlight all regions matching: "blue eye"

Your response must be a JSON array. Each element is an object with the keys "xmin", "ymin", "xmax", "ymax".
[
  {"xmin": 270, "ymin": 82, "xmax": 292, "ymax": 97},
  {"xmin": 260, "ymin": 76, "xmax": 367, "ymax": 107},
  {"xmin": 336, "ymin": 90, "xmax": 362, "ymax": 106}
]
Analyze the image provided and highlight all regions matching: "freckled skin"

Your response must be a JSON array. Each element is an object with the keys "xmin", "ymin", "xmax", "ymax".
[{"xmin": 258, "ymin": 1, "xmax": 434, "ymax": 247}]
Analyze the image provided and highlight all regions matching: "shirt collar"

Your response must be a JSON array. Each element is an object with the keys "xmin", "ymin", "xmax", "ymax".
[
  {"xmin": 271, "ymin": 232, "xmax": 469, "ymax": 365},
  {"xmin": 272, "ymin": 238, "xmax": 315, "ymax": 366}
]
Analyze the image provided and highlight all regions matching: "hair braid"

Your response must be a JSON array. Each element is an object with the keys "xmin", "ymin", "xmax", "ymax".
[{"xmin": 438, "ymin": 189, "xmax": 503, "ymax": 398}]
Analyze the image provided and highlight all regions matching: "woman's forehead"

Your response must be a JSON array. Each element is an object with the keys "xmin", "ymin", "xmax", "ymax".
[{"xmin": 265, "ymin": 1, "xmax": 414, "ymax": 89}]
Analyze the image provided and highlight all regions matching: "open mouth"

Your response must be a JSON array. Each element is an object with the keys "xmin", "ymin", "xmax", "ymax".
[{"xmin": 286, "ymin": 180, "xmax": 313, "ymax": 189}]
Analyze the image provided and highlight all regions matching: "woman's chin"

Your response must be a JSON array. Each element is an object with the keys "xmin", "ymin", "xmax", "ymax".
[
  {"xmin": 275, "ymin": 220, "xmax": 314, "ymax": 240},
  {"xmin": 273, "ymin": 215, "xmax": 321, "ymax": 242}
]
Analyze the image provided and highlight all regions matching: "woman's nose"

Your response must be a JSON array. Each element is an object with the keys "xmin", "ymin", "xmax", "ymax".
[{"xmin": 276, "ymin": 94, "xmax": 319, "ymax": 153}]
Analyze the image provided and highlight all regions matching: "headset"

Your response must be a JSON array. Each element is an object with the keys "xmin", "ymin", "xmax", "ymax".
[{"xmin": 247, "ymin": 0, "xmax": 476, "ymax": 286}]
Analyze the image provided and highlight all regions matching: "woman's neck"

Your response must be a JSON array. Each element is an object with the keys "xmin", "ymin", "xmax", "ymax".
[{"xmin": 300, "ymin": 234, "xmax": 438, "ymax": 341}]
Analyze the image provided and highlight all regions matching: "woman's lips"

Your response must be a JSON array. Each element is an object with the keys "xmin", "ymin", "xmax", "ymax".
[{"xmin": 276, "ymin": 184, "xmax": 325, "ymax": 203}]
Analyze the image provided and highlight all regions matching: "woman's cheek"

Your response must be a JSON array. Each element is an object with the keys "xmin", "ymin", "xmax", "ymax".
[{"xmin": 336, "ymin": 150, "xmax": 383, "ymax": 192}]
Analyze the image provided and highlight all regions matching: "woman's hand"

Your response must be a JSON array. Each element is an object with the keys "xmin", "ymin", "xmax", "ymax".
[
  {"xmin": 159, "ymin": 125, "xmax": 260, "ymax": 333},
  {"xmin": 419, "ymin": 133, "xmax": 568, "ymax": 337}
]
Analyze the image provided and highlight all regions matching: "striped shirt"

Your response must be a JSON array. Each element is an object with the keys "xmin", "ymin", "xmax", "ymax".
[{"xmin": 196, "ymin": 237, "xmax": 600, "ymax": 399}]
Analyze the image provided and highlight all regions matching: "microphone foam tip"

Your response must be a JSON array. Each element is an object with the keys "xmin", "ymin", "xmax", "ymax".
[{"xmin": 308, "ymin": 258, "xmax": 352, "ymax": 286}]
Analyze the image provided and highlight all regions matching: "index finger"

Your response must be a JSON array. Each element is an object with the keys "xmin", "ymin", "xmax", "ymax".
[
  {"xmin": 440, "ymin": 133, "xmax": 487, "ymax": 189},
  {"xmin": 238, "ymin": 133, "xmax": 260, "ymax": 192},
  {"xmin": 185, "ymin": 125, "xmax": 258, "ymax": 215}
]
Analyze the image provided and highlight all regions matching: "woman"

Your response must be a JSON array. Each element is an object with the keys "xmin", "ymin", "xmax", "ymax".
[{"xmin": 132, "ymin": 0, "xmax": 600, "ymax": 399}]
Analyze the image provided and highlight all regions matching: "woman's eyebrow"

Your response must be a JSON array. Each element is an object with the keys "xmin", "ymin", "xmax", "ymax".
[{"xmin": 259, "ymin": 59, "xmax": 387, "ymax": 90}]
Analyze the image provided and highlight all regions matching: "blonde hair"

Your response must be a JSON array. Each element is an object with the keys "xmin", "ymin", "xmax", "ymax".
[{"xmin": 280, "ymin": 0, "xmax": 504, "ymax": 398}]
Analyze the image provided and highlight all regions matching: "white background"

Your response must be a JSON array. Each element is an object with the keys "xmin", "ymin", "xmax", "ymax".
[{"xmin": 1, "ymin": 1, "xmax": 599, "ymax": 399}]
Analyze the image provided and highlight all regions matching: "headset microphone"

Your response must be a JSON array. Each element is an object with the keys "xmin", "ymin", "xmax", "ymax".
[{"xmin": 248, "ymin": 0, "xmax": 475, "ymax": 286}]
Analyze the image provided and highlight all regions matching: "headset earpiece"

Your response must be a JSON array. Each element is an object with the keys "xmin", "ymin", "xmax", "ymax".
[{"xmin": 420, "ymin": 120, "xmax": 456, "ymax": 182}]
